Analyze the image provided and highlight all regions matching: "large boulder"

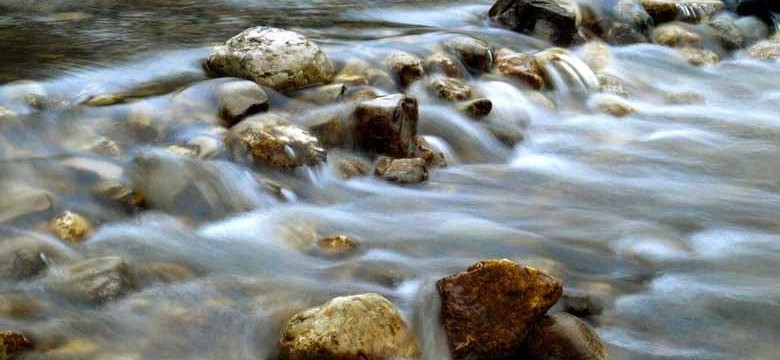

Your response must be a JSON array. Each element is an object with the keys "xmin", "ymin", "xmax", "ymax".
[
  {"xmin": 437, "ymin": 259, "xmax": 563, "ymax": 360},
  {"xmin": 53, "ymin": 256, "xmax": 139, "ymax": 304},
  {"xmin": 489, "ymin": 0, "xmax": 581, "ymax": 46},
  {"xmin": 520, "ymin": 313, "xmax": 606, "ymax": 360},
  {"xmin": 278, "ymin": 293, "xmax": 420, "ymax": 360},
  {"xmin": 205, "ymin": 27, "xmax": 335, "ymax": 91},
  {"xmin": 353, "ymin": 94, "xmax": 418, "ymax": 158}
]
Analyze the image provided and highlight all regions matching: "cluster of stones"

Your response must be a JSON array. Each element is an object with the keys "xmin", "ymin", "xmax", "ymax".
[{"xmin": 275, "ymin": 259, "xmax": 604, "ymax": 360}]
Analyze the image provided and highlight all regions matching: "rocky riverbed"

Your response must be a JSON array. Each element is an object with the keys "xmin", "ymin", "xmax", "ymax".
[{"xmin": 2, "ymin": 0, "xmax": 780, "ymax": 359}]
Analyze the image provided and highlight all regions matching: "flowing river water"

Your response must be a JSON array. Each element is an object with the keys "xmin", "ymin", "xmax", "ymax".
[{"xmin": 1, "ymin": 1, "xmax": 779, "ymax": 359}]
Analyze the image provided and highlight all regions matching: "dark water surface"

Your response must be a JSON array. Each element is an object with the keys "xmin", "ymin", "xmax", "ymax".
[{"xmin": 1, "ymin": 1, "xmax": 779, "ymax": 359}]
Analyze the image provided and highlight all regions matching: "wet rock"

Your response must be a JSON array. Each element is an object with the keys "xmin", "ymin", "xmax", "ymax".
[
  {"xmin": 437, "ymin": 259, "xmax": 563, "ymax": 360},
  {"xmin": 0, "ymin": 294, "xmax": 47, "ymax": 319},
  {"xmin": 534, "ymin": 48, "xmax": 600, "ymax": 90},
  {"xmin": 665, "ymin": 90, "xmax": 706, "ymax": 104},
  {"xmin": 613, "ymin": 0, "xmax": 654, "ymax": 34},
  {"xmin": 86, "ymin": 137, "xmax": 122, "ymax": 157},
  {"xmin": 679, "ymin": 47, "xmax": 720, "ymax": 66},
  {"xmin": 353, "ymin": 94, "xmax": 418, "ymax": 158},
  {"xmin": 590, "ymin": 94, "xmax": 636, "ymax": 117},
  {"xmin": 429, "ymin": 77, "xmax": 473, "ymax": 101},
  {"xmin": 579, "ymin": 41, "xmax": 613, "ymax": 74},
  {"xmin": 413, "ymin": 136, "xmax": 447, "ymax": 168},
  {"xmin": 92, "ymin": 180, "xmax": 145, "ymax": 208},
  {"xmin": 597, "ymin": 73, "xmax": 632, "ymax": 97},
  {"xmin": 457, "ymin": 98, "xmax": 493, "ymax": 118},
  {"xmin": 483, "ymin": 120, "xmax": 526, "ymax": 147},
  {"xmin": 306, "ymin": 115, "xmax": 350, "ymax": 149},
  {"xmin": 290, "ymin": 83, "xmax": 347, "ymax": 105},
  {"xmin": 83, "ymin": 94, "xmax": 126, "ymax": 107},
  {"xmin": 374, "ymin": 157, "xmax": 429, "ymax": 184},
  {"xmin": 489, "ymin": 0, "xmax": 581, "ymax": 46},
  {"xmin": 386, "ymin": 51, "xmax": 425, "ymax": 88},
  {"xmin": 520, "ymin": 313, "xmax": 606, "ymax": 360},
  {"xmin": 0, "ymin": 107, "xmax": 16, "ymax": 122},
  {"xmin": 43, "ymin": 338, "xmax": 98, "ymax": 359},
  {"xmin": 494, "ymin": 48, "xmax": 545, "ymax": 89},
  {"xmin": 54, "ymin": 256, "xmax": 138, "ymax": 304},
  {"xmin": 0, "ymin": 331, "xmax": 34, "ymax": 360},
  {"xmin": 217, "ymin": 80, "xmax": 269, "ymax": 126},
  {"xmin": 278, "ymin": 293, "xmax": 420, "ymax": 360},
  {"xmin": 0, "ymin": 236, "xmax": 63, "ymax": 280},
  {"xmin": 0, "ymin": 187, "xmax": 54, "ymax": 223},
  {"xmin": 335, "ymin": 60, "xmax": 396, "ymax": 88},
  {"xmin": 651, "ymin": 23, "xmax": 701, "ymax": 47},
  {"xmin": 50, "ymin": 211, "xmax": 93, "ymax": 243},
  {"xmin": 166, "ymin": 144, "xmax": 199, "ymax": 158},
  {"xmin": 425, "ymin": 52, "xmax": 463, "ymax": 78},
  {"xmin": 138, "ymin": 261, "xmax": 196, "ymax": 285},
  {"xmin": 329, "ymin": 152, "xmax": 372, "ymax": 180},
  {"xmin": 561, "ymin": 290, "xmax": 606, "ymax": 317},
  {"xmin": 317, "ymin": 235, "xmax": 361, "ymax": 256},
  {"xmin": 708, "ymin": 16, "xmax": 744, "ymax": 50},
  {"xmin": 599, "ymin": 20, "xmax": 649, "ymax": 44},
  {"xmin": 747, "ymin": 39, "xmax": 780, "ymax": 60},
  {"xmin": 228, "ymin": 115, "xmax": 326, "ymax": 169},
  {"xmin": 444, "ymin": 36, "xmax": 493, "ymax": 72},
  {"xmin": 641, "ymin": 0, "xmax": 724, "ymax": 24},
  {"xmin": 205, "ymin": 27, "xmax": 335, "ymax": 91}
]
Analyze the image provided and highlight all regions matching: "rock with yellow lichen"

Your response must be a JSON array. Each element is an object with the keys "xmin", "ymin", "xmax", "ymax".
[{"xmin": 50, "ymin": 211, "xmax": 94, "ymax": 243}]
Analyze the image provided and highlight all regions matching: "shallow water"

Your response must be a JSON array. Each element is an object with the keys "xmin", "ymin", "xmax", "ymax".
[{"xmin": 1, "ymin": 1, "xmax": 779, "ymax": 359}]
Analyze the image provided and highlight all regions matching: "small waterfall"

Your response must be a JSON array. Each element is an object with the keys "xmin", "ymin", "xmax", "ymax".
[
  {"xmin": 674, "ymin": 1, "xmax": 720, "ymax": 22},
  {"xmin": 535, "ymin": 48, "xmax": 600, "ymax": 93}
]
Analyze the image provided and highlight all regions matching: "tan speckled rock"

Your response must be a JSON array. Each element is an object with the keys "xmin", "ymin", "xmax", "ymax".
[
  {"xmin": 437, "ymin": 259, "xmax": 563, "ymax": 360},
  {"xmin": 444, "ymin": 35, "xmax": 492, "ymax": 72},
  {"xmin": 429, "ymin": 77, "xmax": 472, "ymax": 101},
  {"xmin": 747, "ymin": 40, "xmax": 780, "ymax": 60},
  {"xmin": 318, "ymin": 235, "xmax": 360, "ymax": 256},
  {"xmin": 50, "ymin": 211, "xmax": 93, "ymax": 243},
  {"xmin": 205, "ymin": 27, "xmax": 335, "ymax": 91},
  {"xmin": 0, "ymin": 331, "xmax": 34, "ymax": 360},
  {"xmin": 279, "ymin": 293, "xmax": 420, "ymax": 360},
  {"xmin": 425, "ymin": 52, "xmax": 463, "ymax": 78},
  {"xmin": 679, "ymin": 47, "xmax": 719, "ymax": 66},
  {"xmin": 494, "ymin": 48, "xmax": 545, "ymax": 89},
  {"xmin": 228, "ymin": 115, "xmax": 326, "ymax": 169},
  {"xmin": 651, "ymin": 23, "xmax": 701, "ymax": 48},
  {"xmin": 386, "ymin": 51, "xmax": 425, "ymax": 88},
  {"xmin": 374, "ymin": 157, "xmax": 429, "ymax": 184},
  {"xmin": 590, "ymin": 94, "xmax": 636, "ymax": 117}
]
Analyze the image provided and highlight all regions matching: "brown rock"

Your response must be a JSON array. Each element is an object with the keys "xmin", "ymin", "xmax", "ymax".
[
  {"xmin": 444, "ymin": 36, "xmax": 492, "ymax": 72},
  {"xmin": 651, "ymin": 23, "xmax": 701, "ymax": 47},
  {"xmin": 330, "ymin": 152, "xmax": 372, "ymax": 180},
  {"xmin": 562, "ymin": 290, "xmax": 605, "ymax": 318},
  {"xmin": 318, "ymin": 235, "xmax": 360, "ymax": 256},
  {"xmin": 520, "ymin": 313, "xmax": 606, "ymax": 360},
  {"xmin": 641, "ymin": 0, "xmax": 723, "ymax": 24},
  {"xmin": 425, "ymin": 52, "xmax": 463, "ymax": 78},
  {"xmin": 0, "ymin": 331, "xmax": 34, "ymax": 360},
  {"xmin": 386, "ymin": 51, "xmax": 425, "ymax": 88},
  {"xmin": 54, "ymin": 256, "xmax": 139, "ymax": 304},
  {"xmin": 278, "ymin": 293, "xmax": 420, "ymax": 360},
  {"xmin": 413, "ymin": 136, "xmax": 447, "ymax": 168},
  {"xmin": 0, "ymin": 294, "xmax": 47, "ymax": 319},
  {"xmin": 457, "ymin": 98, "xmax": 493, "ymax": 118},
  {"xmin": 437, "ymin": 259, "xmax": 563, "ymax": 360},
  {"xmin": 678, "ymin": 47, "xmax": 719, "ymax": 66},
  {"xmin": 747, "ymin": 40, "xmax": 780, "ymax": 60},
  {"xmin": 374, "ymin": 157, "xmax": 429, "ymax": 184},
  {"xmin": 353, "ymin": 94, "xmax": 418, "ymax": 158},
  {"xmin": 494, "ymin": 48, "xmax": 545, "ymax": 89},
  {"xmin": 489, "ymin": 0, "xmax": 581, "ymax": 46},
  {"xmin": 50, "ymin": 211, "xmax": 93, "ymax": 243},
  {"xmin": 228, "ymin": 115, "xmax": 327, "ymax": 169},
  {"xmin": 290, "ymin": 83, "xmax": 347, "ymax": 105},
  {"xmin": 429, "ymin": 77, "xmax": 473, "ymax": 101}
]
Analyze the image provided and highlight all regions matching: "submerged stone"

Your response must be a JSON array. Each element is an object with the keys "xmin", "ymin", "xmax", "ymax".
[
  {"xmin": 520, "ymin": 313, "xmax": 606, "ymax": 360},
  {"xmin": 444, "ymin": 35, "xmax": 493, "ymax": 72},
  {"xmin": 278, "ymin": 293, "xmax": 420, "ymax": 360},
  {"xmin": 217, "ymin": 80, "xmax": 269, "ymax": 126},
  {"xmin": 494, "ymin": 48, "xmax": 545, "ymax": 89},
  {"xmin": 0, "ymin": 331, "xmax": 34, "ymax": 360},
  {"xmin": 205, "ymin": 27, "xmax": 335, "ymax": 91},
  {"xmin": 437, "ymin": 259, "xmax": 563, "ymax": 360},
  {"xmin": 54, "ymin": 256, "xmax": 138, "ymax": 304},
  {"xmin": 374, "ymin": 157, "xmax": 429, "ymax": 184},
  {"xmin": 0, "ymin": 236, "xmax": 63, "ymax": 280},
  {"xmin": 386, "ymin": 51, "xmax": 425, "ymax": 88}
]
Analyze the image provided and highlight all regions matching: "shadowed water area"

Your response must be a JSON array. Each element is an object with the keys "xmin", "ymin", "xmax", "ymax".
[{"xmin": 1, "ymin": 0, "xmax": 779, "ymax": 359}]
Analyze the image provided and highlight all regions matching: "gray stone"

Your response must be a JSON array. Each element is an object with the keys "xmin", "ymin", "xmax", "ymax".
[
  {"xmin": 0, "ymin": 236, "xmax": 63, "ymax": 280},
  {"xmin": 217, "ymin": 80, "xmax": 269, "ymax": 126},
  {"xmin": 444, "ymin": 36, "xmax": 493, "ymax": 72},
  {"xmin": 374, "ymin": 157, "xmax": 429, "ymax": 184},
  {"xmin": 489, "ymin": 0, "xmax": 581, "ymax": 45},
  {"xmin": 205, "ymin": 27, "xmax": 335, "ymax": 91},
  {"xmin": 54, "ymin": 256, "xmax": 138, "ymax": 304}
]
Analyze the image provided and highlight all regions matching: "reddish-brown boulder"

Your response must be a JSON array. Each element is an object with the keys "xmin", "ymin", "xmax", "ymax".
[
  {"xmin": 0, "ymin": 331, "xmax": 34, "ymax": 360},
  {"xmin": 437, "ymin": 259, "xmax": 563, "ymax": 360},
  {"xmin": 353, "ymin": 94, "xmax": 418, "ymax": 158}
]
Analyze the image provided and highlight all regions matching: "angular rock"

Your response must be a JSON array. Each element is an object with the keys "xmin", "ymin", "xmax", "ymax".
[
  {"xmin": 0, "ymin": 236, "xmax": 63, "ymax": 280},
  {"xmin": 374, "ymin": 157, "xmax": 429, "ymax": 184},
  {"xmin": 679, "ymin": 47, "xmax": 720, "ymax": 66},
  {"xmin": 205, "ymin": 27, "xmax": 335, "ymax": 91},
  {"xmin": 641, "ymin": 0, "xmax": 724, "ymax": 24},
  {"xmin": 494, "ymin": 48, "xmax": 545, "ymax": 89},
  {"xmin": 457, "ymin": 98, "xmax": 494, "ymax": 118},
  {"xmin": 55, "ymin": 256, "xmax": 138, "ymax": 304},
  {"xmin": 217, "ymin": 80, "xmax": 269, "ymax": 126},
  {"xmin": 489, "ymin": 0, "xmax": 581, "ymax": 46},
  {"xmin": 444, "ymin": 36, "xmax": 493, "ymax": 72},
  {"xmin": 0, "ymin": 331, "xmax": 34, "ymax": 360},
  {"xmin": 651, "ymin": 23, "xmax": 701, "ymax": 47},
  {"xmin": 747, "ymin": 39, "xmax": 780, "ymax": 60},
  {"xmin": 520, "ymin": 313, "xmax": 606, "ymax": 360},
  {"xmin": 278, "ymin": 293, "xmax": 420, "ymax": 360},
  {"xmin": 386, "ymin": 51, "xmax": 425, "ymax": 88},
  {"xmin": 425, "ymin": 52, "xmax": 463, "ymax": 78},
  {"xmin": 353, "ymin": 94, "xmax": 418, "ymax": 158},
  {"xmin": 429, "ymin": 77, "xmax": 473, "ymax": 101},
  {"xmin": 228, "ymin": 115, "xmax": 326, "ymax": 169},
  {"xmin": 413, "ymin": 136, "xmax": 447, "ymax": 168},
  {"xmin": 50, "ymin": 211, "xmax": 93, "ymax": 243},
  {"xmin": 437, "ymin": 259, "xmax": 563, "ymax": 360}
]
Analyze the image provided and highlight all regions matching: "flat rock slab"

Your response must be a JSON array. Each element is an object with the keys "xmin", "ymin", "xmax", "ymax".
[{"xmin": 437, "ymin": 259, "xmax": 563, "ymax": 360}]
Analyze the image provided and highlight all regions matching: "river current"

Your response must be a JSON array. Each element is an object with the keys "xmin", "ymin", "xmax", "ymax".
[{"xmin": 0, "ymin": 1, "xmax": 779, "ymax": 359}]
